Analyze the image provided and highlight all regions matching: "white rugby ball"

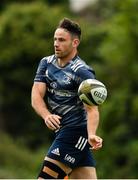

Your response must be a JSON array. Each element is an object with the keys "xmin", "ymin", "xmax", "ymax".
[{"xmin": 78, "ymin": 79, "xmax": 107, "ymax": 106}]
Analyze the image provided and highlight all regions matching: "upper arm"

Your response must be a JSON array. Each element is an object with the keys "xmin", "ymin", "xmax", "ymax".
[
  {"xmin": 84, "ymin": 104, "xmax": 99, "ymax": 120},
  {"xmin": 84, "ymin": 104, "xmax": 99, "ymax": 113},
  {"xmin": 31, "ymin": 82, "xmax": 47, "ymax": 99},
  {"xmin": 34, "ymin": 57, "xmax": 47, "ymax": 83}
]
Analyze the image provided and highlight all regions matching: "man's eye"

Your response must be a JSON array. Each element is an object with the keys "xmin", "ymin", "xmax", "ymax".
[
  {"xmin": 59, "ymin": 38, "xmax": 65, "ymax": 42},
  {"xmin": 54, "ymin": 38, "xmax": 66, "ymax": 42}
]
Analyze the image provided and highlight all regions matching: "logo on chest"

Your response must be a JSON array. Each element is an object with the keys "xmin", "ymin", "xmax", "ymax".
[
  {"xmin": 50, "ymin": 82, "xmax": 57, "ymax": 89},
  {"xmin": 62, "ymin": 75, "xmax": 71, "ymax": 85}
]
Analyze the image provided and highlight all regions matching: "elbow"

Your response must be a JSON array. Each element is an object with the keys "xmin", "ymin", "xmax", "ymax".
[
  {"xmin": 31, "ymin": 87, "xmax": 37, "ymax": 110},
  {"xmin": 31, "ymin": 95, "xmax": 36, "ymax": 110},
  {"xmin": 31, "ymin": 99, "xmax": 34, "ymax": 109}
]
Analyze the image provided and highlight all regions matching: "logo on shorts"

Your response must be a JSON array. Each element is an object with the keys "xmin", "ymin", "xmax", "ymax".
[
  {"xmin": 51, "ymin": 148, "xmax": 60, "ymax": 156},
  {"xmin": 64, "ymin": 154, "xmax": 75, "ymax": 164},
  {"xmin": 75, "ymin": 136, "xmax": 87, "ymax": 151}
]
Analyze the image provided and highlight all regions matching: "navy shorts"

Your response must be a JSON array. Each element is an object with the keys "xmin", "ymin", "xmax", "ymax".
[{"xmin": 47, "ymin": 125, "xmax": 96, "ymax": 169}]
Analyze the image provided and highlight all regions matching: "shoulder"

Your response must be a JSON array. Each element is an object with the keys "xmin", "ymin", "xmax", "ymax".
[
  {"xmin": 40, "ymin": 54, "xmax": 55, "ymax": 65},
  {"xmin": 36, "ymin": 55, "xmax": 55, "ymax": 75},
  {"xmin": 70, "ymin": 56, "xmax": 94, "ymax": 73},
  {"xmin": 70, "ymin": 56, "xmax": 96, "ymax": 83}
]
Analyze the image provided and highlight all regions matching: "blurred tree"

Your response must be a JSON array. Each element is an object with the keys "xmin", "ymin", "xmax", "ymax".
[
  {"xmin": 0, "ymin": 1, "xmax": 69, "ymax": 148},
  {"xmin": 43, "ymin": 0, "xmax": 68, "ymax": 6},
  {"xmin": 94, "ymin": 0, "xmax": 138, "ymax": 178},
  {"xmin": 0, "ymin": 0, "xmax": 69, "ymax": 11},
  {"xmin": 0, "ymin": 132, "xmax": 47, "ymax": 178},
  {"xmin": 0, "ymin": 0, "xmax": 37, "ymax": 10}
]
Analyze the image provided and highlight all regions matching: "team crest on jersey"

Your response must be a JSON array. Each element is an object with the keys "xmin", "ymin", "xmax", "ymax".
[{"xmin": 63, "ymin": 75, "xmax": 71, "ymax": 84}]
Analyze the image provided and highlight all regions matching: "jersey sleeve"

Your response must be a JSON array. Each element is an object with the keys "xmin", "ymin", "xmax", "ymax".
[
  {"xmin": 75, "ymin": 65, "xmax": 96, "ymax": 85},
  {"xmin": 34, "ymin": 57, "xmax": 47, "ymax": 83}
]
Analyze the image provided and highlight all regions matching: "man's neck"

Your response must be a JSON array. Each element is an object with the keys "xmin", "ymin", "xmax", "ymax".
[{"xmin": 57, "ymin": 51, "xmax": 77, "ymax": 67}]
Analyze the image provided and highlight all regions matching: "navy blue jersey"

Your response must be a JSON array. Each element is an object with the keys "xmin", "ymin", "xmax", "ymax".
[{"xmin": 34, "ymin": 55, "xmax": 95, "ymax": 128}]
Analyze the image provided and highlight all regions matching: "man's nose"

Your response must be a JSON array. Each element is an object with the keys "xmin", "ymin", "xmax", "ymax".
[{"xmin": 54, "ymin": 40, "xmax": 59, "ymax": 47}]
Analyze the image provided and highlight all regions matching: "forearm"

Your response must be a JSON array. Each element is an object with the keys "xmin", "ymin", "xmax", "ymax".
[
  {"xmin": 85, "ymin": 105, "xmax": 103, "ymax": 150},
  {"xmin": 86, "ymin": 105, "xmax": 99, "ymax": 136},
  {"xmin": 31, "ymin": 94, "xmax": 50, "ymax": 120},
  {"xmin": 31, "ymin": 83, "xmax": 51, "ymax": 120},
  {"xmin": 31, "ymin": 82, "xmax": 61, "ymax": 130}
]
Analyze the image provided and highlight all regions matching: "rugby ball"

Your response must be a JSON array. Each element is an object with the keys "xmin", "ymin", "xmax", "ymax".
[{"xmin": 78, "ymin": 79, "xmax": 107, "ymax": 106}]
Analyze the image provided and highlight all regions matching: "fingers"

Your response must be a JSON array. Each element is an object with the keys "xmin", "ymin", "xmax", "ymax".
[
  {"xmin": 91, "ymin": 141, "xmax": 102, "ymax": 150},
  {"xmin": 88, "ymin": 135, "xmax": 103, "ymax": 150},
  {"xmin": 44, "ymin": 114, "xmax": 62, "ymax": 130}
]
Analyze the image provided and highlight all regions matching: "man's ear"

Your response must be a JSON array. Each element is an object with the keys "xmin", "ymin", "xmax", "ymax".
[{"xmin": 72, "ymin": 39, "xmax": 80, "ymax": 48}]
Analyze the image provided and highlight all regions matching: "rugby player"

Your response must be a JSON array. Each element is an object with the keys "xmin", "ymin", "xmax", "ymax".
[{"xmin": 31, "ymin": 18, "xmax": 103, "ymax": 179}]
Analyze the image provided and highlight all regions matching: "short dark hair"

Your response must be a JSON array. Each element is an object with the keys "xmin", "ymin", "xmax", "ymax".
[{"xmin": 57, "ymin": 18, "xmax": 81, "ymax": 40}]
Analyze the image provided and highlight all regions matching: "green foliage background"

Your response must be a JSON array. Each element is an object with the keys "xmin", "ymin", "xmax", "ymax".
[{"xmin": 0, "ymin": 0, "xmax": 138, "ymax": 178}]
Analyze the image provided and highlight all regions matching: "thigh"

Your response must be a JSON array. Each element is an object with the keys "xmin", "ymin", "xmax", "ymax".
[
  {"xmin": 45, "ymin": 156, "xmax": 72, "ymax": 174},
  {"xmin": 38, "ymin": 156, "xmax": 72, "ymax": 179},
  {"xmin": 69, "ymin": 166, "xmax": 97, "ymax": 179}
]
